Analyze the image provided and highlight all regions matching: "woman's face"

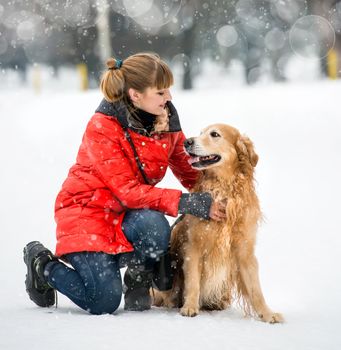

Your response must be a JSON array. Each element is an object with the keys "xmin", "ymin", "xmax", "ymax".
[{"xmin": 129, "ymin": 87, "xmax": 172, "ymax": 115}]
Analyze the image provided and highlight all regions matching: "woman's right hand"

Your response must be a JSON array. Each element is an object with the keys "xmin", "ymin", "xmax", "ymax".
[
  {"xmin": 178, "ymin": 192, "xmax": 227, "ymax": 221},
  {"xmin": 209, "ymin": 200, "xmax": 227, "ymax": 221}
]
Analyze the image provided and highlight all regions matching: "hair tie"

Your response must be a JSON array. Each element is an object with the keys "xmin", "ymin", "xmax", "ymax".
[
  {"xmin": 108, "ymin": 59, "xmax": 123, "ymax": 70},
  {"xmin": 115, "ymin": 59, "xmax": 123, "ymax": 69}
]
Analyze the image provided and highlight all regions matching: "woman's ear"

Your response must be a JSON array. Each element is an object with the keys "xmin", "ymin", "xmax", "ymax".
[
  {"xmin": 128, "ymin": 88, "xmax": 141, "ymax": 104},
  {"xmin": 236, "ymin": 135, "xmax": 258, "ymax": 167}
]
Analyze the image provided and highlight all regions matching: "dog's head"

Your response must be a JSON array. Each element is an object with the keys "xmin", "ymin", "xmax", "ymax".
[{"xmin": 185, "ymin": 124, "xmax": 258, "ymax": 173}]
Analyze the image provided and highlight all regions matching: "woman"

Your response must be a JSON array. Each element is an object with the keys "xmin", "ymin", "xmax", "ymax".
[{"xmin": 23, "ymin": 53, "xmax": 226, "ymax": 315}]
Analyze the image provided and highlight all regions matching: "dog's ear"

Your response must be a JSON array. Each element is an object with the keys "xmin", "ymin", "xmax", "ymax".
[{"xmin": 235, "ymin": 135, "xmax": 258, "ymax": 167}]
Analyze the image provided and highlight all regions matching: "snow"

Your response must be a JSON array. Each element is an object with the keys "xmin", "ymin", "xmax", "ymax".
[{"xmin": 1, "ymin": 77, "xmax": 341, "ymax": 349}]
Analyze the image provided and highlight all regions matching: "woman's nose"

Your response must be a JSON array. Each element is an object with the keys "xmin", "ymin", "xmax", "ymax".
[{"xmin": 166, "ymin": 89, "xmax": 172, "ymax": 101}]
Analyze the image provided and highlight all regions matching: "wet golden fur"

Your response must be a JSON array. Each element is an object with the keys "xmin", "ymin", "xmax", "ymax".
[{"xmin": 153, "ymin": 124, "xmax": 283, "ymax": 323}]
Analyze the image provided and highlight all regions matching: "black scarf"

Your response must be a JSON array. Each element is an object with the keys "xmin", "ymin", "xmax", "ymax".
[
  {"xmin": 131, "ymin": 107, "xmax": 157, "ymax": 135},
  {"xmin": 95, "ymin": 99, "xmax": 182, "ymax": 136}
]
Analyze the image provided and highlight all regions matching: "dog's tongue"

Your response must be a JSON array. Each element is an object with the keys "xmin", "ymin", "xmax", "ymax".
[{"xmin": 188, "ymin": 156, "xmax": 200, "ymax": 165}]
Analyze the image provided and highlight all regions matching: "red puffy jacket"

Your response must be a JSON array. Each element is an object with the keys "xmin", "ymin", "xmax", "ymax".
[{"xmin": 54, "ymin": 100, "xmax": 198, "ymax": 257}]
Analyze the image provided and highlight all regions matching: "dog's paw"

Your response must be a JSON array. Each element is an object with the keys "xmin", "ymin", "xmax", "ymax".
[
  {"xmin": 151, "ymin": 290, "xmax": 164, "ymax": 307},
  {"xmin": 163, "ymin": 298, "xmax": 177, "ymax": 308},
  {"xmin": 180, "ymin": 305, "xmax": 199, "ymax": 317},
  {"xmin": 259, "ymin": 312, "xmax": 284, "ymax": 324},
  {"xmin": 152, "ymin": 297, "xmax": 163, "ymax": 307}
]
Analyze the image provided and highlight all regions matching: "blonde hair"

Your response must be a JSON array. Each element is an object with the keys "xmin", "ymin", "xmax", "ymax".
[{"xmin": 100, "ymin": 53, "xmax": 174, "ymax": 103}]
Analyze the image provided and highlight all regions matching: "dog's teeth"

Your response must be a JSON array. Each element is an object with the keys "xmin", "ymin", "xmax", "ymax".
[{"xmin": 188, "ymin": 157, "xmax": 200, "ymax": 165}]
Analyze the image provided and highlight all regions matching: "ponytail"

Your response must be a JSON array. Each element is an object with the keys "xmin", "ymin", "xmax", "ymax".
[{"xmin": 100, "ymin": 58, "xmax": 125, "ymax": 102}]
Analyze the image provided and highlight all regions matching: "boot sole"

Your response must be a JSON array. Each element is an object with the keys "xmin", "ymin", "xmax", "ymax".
[{"xmin": 124, "ymin": 304, "xmax": 151, "ymax": 311}]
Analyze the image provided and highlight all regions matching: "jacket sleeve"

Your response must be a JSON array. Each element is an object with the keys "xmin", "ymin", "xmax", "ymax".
[
  {"xmin": 83, "ymin": 115, "xmax": 182, "ymax": 217},
  {"xmin": 168, "ymin": 131, "xmax": 199, "ymax": 191}
]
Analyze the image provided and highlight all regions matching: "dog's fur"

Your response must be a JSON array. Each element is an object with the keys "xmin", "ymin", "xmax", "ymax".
[{"xmin": 154, "ymin": 124, "xmax": 283, "ymax": 323}]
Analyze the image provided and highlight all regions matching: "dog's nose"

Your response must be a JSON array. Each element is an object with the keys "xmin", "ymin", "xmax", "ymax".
[{"xmin": 184, "ymin": 138, "xmax": 194, "ymax": 149}]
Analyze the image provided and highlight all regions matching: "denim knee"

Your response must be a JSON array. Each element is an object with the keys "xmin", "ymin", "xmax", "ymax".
[
  {"xmin": 122, "ymin": 209, "xmax": 171, "ymax": 259},
  {"xmin": 142, "ymin": 210, "xmax": 171, "ymax": 253},
  {"xmin": 84, "ymin": 279, "xmax": 122, "ymax": 315},
  {"xmin": 47, "ymin": 252, "xmax": 123, "ymax": 315}
]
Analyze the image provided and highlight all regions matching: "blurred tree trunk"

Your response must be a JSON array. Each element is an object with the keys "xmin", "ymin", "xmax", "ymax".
[
  {"xmin": 182, "ymin": 0, "xmax": 196, "ymax": 90},
  {"xmin": 96, "ymin": 0, "xmax": 112, "ymax": 63},
  {"xmin": 182, "ymin": 24, "xmax": 196, "ymax": 89}
]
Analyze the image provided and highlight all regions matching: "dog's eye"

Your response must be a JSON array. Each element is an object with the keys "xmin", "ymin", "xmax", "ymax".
[{"xmin": 210, "ymin": 131, "xmax": 220, "ymax": 138}]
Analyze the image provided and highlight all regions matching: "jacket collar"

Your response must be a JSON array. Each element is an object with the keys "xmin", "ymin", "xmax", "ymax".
[{"xmin": 95, "ymin": 99, "xmax": 182, "ymax": 136}]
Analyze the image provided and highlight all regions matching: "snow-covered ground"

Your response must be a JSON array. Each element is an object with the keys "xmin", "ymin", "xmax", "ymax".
[{"xmin": 0, "ymin": 76, "xmax": 340, "ymax": 349}]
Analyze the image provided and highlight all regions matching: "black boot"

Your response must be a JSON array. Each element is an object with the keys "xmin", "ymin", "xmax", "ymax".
[
  {"xmin": 123, "ymin": 266, "xmax": 153, "ymax": 311},
  {"xmin": 23, "ymin": 241, "xmax": 57, "ymax": 307},
  {"xmin": 152, "ymin": 249, "xmax": 175, "ymax": 291}
]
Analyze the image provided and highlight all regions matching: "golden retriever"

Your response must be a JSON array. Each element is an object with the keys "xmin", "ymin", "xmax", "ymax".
[{"xmin": 154, "ymin": 124, "xmax": 283, "ymax": 323}]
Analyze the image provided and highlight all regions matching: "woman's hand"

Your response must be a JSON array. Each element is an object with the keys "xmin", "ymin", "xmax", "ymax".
[
  {"xmin": 209, "ymin": 200, "xmax": 227, "ymax": 221},
  {"xmin": 178, "ymin": 193, "xmax": 226, "ymax": 221}
]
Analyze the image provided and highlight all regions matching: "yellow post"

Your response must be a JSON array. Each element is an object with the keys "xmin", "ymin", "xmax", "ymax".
[
  {"xmin": 326, "ymin": 49, "xmax": 338, "ymax": 80},
  {"xmin": 32, "ymin": 64, "xmax": 41, "ymax": 94},
  {"xmin": 77, "ymin": 63, "xmax": 89, "ymax": 91}
]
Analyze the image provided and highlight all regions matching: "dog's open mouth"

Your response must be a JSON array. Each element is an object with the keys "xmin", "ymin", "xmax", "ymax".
[{"xmin": 188, "ymin": 153, "xmax": 221, "ymax": 168}]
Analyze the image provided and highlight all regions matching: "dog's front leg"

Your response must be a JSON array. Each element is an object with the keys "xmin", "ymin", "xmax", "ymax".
[
  {"xmin": 238, "ymin": 253, "xmax": 284, "ymax": 323},
  {"xmin": 180, "ymin": 250, "xmax": 202, "ymax": 317}
]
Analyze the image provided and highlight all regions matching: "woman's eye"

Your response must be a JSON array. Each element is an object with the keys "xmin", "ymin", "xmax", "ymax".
[
  {"xmin": 210, "ymin": 131, "xmax": 220, "ymax": 138},
  {"xmin": 158, "ymin": 92, "xmax": 165, "ymax": 96}
]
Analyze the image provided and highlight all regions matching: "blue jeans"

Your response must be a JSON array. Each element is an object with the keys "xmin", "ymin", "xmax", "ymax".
[{"xmin": 46, "ymin": 210, "xmax": 171, "ymax": 315}]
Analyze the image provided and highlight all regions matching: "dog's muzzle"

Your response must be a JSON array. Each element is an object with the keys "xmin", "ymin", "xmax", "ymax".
[{"xmin": 184, "ymin": 138, "xmax": 221, "ymax": 169}]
